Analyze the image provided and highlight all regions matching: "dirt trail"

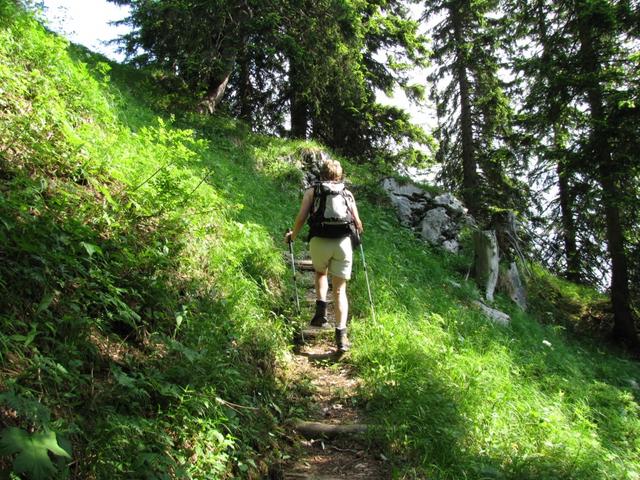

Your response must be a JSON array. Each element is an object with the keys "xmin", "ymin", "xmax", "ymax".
[{"xmin": 278, "ymin": 257, "xmax": 390, "ymax": 480}]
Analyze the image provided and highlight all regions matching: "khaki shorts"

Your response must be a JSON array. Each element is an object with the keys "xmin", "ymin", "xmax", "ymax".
[{"xmin": 309, "ymin": 236, "xmax": 353, "ymax": 280}]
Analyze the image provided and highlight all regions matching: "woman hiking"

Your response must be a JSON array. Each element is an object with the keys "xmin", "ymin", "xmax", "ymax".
[{"xmin": 284, "ymin": 158, "xmax": 363, "ymax": 353}]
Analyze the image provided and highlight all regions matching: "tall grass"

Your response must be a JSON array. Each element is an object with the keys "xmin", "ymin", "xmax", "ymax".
[{"xmin": 344, "ymin": 188, "xmax": 640, "ymax": 478}]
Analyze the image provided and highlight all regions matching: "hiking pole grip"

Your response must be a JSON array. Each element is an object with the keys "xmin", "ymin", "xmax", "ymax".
[{"xmin": 286, "ymin": 230, "xmax": 300, "ymax": 313}]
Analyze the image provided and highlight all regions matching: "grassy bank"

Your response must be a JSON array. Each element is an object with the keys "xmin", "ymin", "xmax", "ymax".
[
  {"xmin": 0, "ymin": 5, "xmax": 305, "ymax": 478},
  {"xmin": 344, "ymin": 185, "xmax": 640, "ymax": 478}
]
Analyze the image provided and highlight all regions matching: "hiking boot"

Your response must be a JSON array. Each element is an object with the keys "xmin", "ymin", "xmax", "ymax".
[
  {"xmin": 310, "ymin": 300, "xmax": 329, "ymax": 328},
  {"xmin": 335, "ymin": 327, "xmax": 350, "ymax": 353}
]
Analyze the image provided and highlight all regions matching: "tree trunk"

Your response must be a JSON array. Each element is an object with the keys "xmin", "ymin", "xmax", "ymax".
[
  {"xmin": 198, "ymin": 63, "xmax": 235, "ymax": 114},
  {"xmin": 474, "ymin": 230, "xmax": 499, "ymax": 302},
  {"xmin": 450, "ymin": 3, "xmax": 480, "ymax": 219},
  {"xmin": 556, "ymin": 154, "xmax": 581, "ymax": 282},
  {"xmin": 237, "ymin": 43, "xmax": 252, "ymax": 125},
  {"xmin": 197, "ymin": 41, "xmax": 240, "ymax": 115},
  {"xmin": 577, "ymin": 13, "xmax": 638, "ymax": 347},
  {"xmin": 289, "ymin": 55, "xmax": 308, "ymax": 139},
  {"xmin": 535, "ymin": 0, "xmax": 581, "ymax": 282}
]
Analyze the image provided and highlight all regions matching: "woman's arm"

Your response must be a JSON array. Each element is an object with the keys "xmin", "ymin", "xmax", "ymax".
[
  {"xmin": 351, "ymin": 201, "xmax": 363, "ymax": 234},
  {"xmin": 285, "ymin": 188, "xmax": 314, "ymax": 242}
]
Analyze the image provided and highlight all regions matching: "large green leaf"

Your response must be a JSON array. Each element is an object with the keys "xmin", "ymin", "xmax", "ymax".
[{"xmin": 0, "ymin": 427, "xmax": 71, "ymax": 480}]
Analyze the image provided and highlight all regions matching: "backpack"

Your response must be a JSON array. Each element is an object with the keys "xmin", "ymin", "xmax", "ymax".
[{"xmin": 308, "ymin": 182, "xmax": 355, "ymax": 239}]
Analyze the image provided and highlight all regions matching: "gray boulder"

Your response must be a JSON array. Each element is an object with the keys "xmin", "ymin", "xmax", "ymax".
[
  {"xmin": 381, "ymin": 177, "xmax": 468, "ymax": 253},
  {"xmin": 420, "ymin": 208, "xmax": 450, "ymax": 244}
]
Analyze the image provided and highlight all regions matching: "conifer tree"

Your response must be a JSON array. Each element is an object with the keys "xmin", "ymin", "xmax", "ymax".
[
  {"xmin": 571, "ymin": 0, "xmax": 638, "ymax": 345},
  {"xmin": 425, "ymin": 0, "xmax": 524, "ymax": 224},
  {"xmin": 507, "ymin": 0, "xmax": 584, "ymax": 282},
  {"xmin": 508, "ymin": 0, "xmax": 639, "ymax": 345},
  {"xmin": 110, "ymin": 0, "xmax": 431, "ymax": 164}
]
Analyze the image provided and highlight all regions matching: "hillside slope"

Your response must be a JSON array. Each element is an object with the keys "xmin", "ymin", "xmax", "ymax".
[{"xmin": 1, "ymin": 5, "xmax": 639, "ymax": 480}]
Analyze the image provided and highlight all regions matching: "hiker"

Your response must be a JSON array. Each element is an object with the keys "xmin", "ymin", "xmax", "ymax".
[{"xmin": 284, "ymin": 159, "xmax": 363, "ymax": 353}]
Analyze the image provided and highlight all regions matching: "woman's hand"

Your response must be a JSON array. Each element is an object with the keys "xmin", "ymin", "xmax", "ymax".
[{"xmin": 284, "ymin": 230, "xmax": 293, "ymax": 244}]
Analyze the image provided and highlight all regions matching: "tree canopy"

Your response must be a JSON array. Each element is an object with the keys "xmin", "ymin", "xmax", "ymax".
[{"xmin": 110, "ymin": 0, "xmax": 433, "ymax": 163}]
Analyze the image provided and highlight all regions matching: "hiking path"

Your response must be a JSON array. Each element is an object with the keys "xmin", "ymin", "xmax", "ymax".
[{"xmin": 276, "ymin": 254, "xmax": 390, "ymax": 480}]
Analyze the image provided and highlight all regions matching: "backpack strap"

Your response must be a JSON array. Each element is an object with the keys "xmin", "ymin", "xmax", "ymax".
[
  {"xmin": 309, "ymin": 182, "xmax": 324, "ymax": 224},
  {"xmin": 341, "ymin": 189, "xmax": 356, "ymax": 224}
]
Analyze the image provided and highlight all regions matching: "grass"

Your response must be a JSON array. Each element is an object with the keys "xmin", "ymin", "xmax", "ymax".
[
  {"xmin": 346, "ymin": 213, "xmax": 640, "ymax": 478},
  {"xmin": 1, "ymin": 4, "xmax": 639, "ymax": 479}
]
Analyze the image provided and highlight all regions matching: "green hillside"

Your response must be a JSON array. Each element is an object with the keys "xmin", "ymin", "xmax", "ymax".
[{"xmin": 1, "ymin": 5, "xmax": 639, "ymax": 479}]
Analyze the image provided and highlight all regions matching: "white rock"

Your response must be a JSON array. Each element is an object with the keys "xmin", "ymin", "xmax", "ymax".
[
  {"xmin": 473, "ymin": 301, "xmax": 510, "ymax": 326},
  {"xmin": 434, "ymin": 192, "xmax": 467, "ymax": 215}
]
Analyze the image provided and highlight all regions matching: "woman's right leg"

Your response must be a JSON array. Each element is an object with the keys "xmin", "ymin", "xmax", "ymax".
[{"xmin": 315, "ymin": 270, "xmax": 329, "ymax": 301}]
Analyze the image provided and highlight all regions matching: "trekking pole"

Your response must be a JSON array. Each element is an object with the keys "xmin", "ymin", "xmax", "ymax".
[
  {"xmin": 358, "ymin": 239, "xmax": 376, "ymax": 323},
  {"xmin": 286, "ymin": 231, "xmax": 300, "ymax": 313}
]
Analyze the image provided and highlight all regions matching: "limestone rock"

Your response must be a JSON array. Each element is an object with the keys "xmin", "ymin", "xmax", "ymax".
[
  {"xmin": 434, "ymin": 192, "xmax": 466, "ymax": 216},
  {"xmin": 420, "ymin": 207, "xmax": 450, "ymax": 244},
  {"xmin": 381, "ymin": 177, "xmax": 467, "ymax": 253},
  {"xmin": 503, "ymin": 262, "xmax": 527, "ymax": 310},
  {"xmin": 473, "ymin": 301, "xmax": 510, "ymax": 326}
]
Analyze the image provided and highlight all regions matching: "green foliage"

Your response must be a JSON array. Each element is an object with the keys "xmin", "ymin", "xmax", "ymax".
[
  {"xmin": 426, "ymin": 0, "xmax": 525, "ymax": 224},
  {"xmin": 0, "ymin": 428, "xmax": 71, "ymax": 480},
  {"xmin": 109, "ymin": 0, "xmax": 432, "ymax": 165},
  {"xmin": 0, "ymin": 5, "xmax": 293, "ymax": 478},
  {"xmin": 334, "ymin": 196, "xmax": 640, "ymax": 478},
  {"xmin": 1, "ymin": 4, "xmax": 639, "ymax": 480}
]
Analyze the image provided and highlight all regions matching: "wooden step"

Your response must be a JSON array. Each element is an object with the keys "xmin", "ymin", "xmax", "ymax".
[
  {"xmin": 295, "ymin": 327, "xmax": 334, "ymax": 345},
  {"xmin": 296, "ymin": 259, "xmax": 315, "ymax": 271},
  {"xmin": 284, "ymin": 475, "xmax": 345, "ymax": 480},
  {"xmin": 305, "ymin": 294, "xmax": 332, "ymax": 304},
  {"xmin": 292, "ymin": 421, "xmax": 368, "ymax": 440},
  {"xmin": 294, "ymin": 326, "xmax": 334, "ymax": 347},
  {"xmin": 300, "ymin": 326, "xmax": 334, "ymax": 336}
]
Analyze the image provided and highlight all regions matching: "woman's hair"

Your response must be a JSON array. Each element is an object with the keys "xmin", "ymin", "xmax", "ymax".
[{"xmin": 319, "ymin": 159, "xmax": 343, "ymax": 181}]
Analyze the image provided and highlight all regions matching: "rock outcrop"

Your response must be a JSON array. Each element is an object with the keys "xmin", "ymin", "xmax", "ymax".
[{"xmin": 380, "ymin": 177, "xmax": 469, "ymax": 253}]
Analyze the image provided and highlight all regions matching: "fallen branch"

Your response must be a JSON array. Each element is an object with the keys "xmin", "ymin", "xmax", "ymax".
[{"xmin": 215, "ymin": 397, "xmax": 259, "ymax": 412}]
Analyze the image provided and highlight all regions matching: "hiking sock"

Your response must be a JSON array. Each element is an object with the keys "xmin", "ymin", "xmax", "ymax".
[{"xmin": 310, "ymin": 300, "xmax": 329, "ymax": 327}]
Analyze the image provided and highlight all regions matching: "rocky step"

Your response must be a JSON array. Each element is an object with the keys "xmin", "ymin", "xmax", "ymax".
[{"xmin": 292, "ymin": 421, "xmax": 368, "ymax": 440}]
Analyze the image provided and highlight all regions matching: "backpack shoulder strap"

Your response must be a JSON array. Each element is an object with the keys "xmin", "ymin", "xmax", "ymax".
[
  {"xmin": 309, "ymin": 182, "xmax": 326, "ymax": 222},
  {"xmin": 340, "ymin": 188, "xmax": 356, "ymax": 224}
]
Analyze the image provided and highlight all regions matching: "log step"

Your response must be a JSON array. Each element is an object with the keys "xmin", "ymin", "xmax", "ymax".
[
  {"xmin": 284, "ymin": 475, "xmax": 344, "ymax": 480},
  {"xmin": 295, "ymin": 259, "xmax": 315, "ymax": 271},
  {"xmin": 292, "ymin": 421, "xmax": 368, "ymax": 439},
  {"xmin": 296, "ymin": 327, "xmax": 334, "ymax": 343},
  {"xmin": 305, "ymin": 294, "xmax": 332, "ymax": 304},
  {"xmin": 300, "ymin": 326, "xmax": 334, "ymax": 335}
]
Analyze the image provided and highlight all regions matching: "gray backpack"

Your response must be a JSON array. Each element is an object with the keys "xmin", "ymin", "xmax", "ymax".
[{"xmin": 308, "ymin": 182, "xmax": 355, "ymax": 239}]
